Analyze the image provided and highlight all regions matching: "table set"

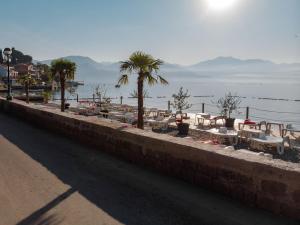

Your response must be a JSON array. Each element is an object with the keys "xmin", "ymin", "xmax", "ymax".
[
  {"xmin": 207, "ymin": 128, "xmax": 239, "ymax": 145},
  {"xmin": 238, "ymin": 129, "xmax": 264, "ymax": 141}
]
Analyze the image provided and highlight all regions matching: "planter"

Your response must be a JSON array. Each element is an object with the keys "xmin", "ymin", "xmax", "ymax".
[
  {"xmin": 177, "ymin": 122, "xmax": 190, "ymax": 135},
  {"xmin": 225, "ymin": 118, "xmax": 235, "ymax": 128},
  {"xmin": 64, "ymin": 103, "xmax": 70, "ymax": 109},
  {"xmin": 100, "ymin": 109, "xmax": 109, "ymax": 118}
]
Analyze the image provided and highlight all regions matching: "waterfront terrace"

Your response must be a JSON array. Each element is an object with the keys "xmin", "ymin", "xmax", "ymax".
[{"xmin": 0, "ymin": 97, "xmax": 300, "ymax": 222}]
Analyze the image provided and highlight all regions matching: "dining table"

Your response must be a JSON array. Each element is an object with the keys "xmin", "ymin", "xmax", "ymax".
[
  {"xmin": 238, "ymin": 129, "xmax": 264, "ymax": 141},
  {"xmin": 207, "ymin": 128, "xmax": 238, "ymax": 145}
]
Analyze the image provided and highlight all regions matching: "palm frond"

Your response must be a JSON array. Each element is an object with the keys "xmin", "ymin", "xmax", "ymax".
[
  {"xmin": 143, "ymin": 73, "xmax": 157, "ymax": 86},
  {"xmin": 129, "ymin": 51, "xmax": 154, "ymax": 72},
  {"xmin": 117, "ymin": 74, "xmax": 129, "ymax": 86},
  {"xmin": 17, "ymin": 74, "xmax": 37, "ymax": 86},
  {"xmin": 157, "ymin": 75, "xmax": 168, "ymax": 85},
  {"xmin": 50, "ymin": 58, "xmax": 76, "ymax": 81},
  {"xmin": 120, "ymin": 60, "xmax": 134, "ymax": 73},
  {"xmin": 118, "ymin": 51, "xmax": 167, "ymax": 87},
  {"xmin": 151, "ymin": 59, "xmax": 164, "ymax": 72}
]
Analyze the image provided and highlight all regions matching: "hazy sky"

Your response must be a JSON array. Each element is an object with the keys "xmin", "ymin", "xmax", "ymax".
[{"xmin": 1, "ymin": 0, "xmax": 299, "ymax": 64}]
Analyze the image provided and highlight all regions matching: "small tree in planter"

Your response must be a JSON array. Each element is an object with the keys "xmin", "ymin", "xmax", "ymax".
[
  {"xmin": 42, "ymin": 91, "xmax": 52, "ymax": 104},
  {"xmin": 94, "ymin": 84, "xmax": 111, "ymax": 116},
  {"xmin": 17, "ymin": 74, "xmax": 36, "ymax": 104},
  {"xmin": 216, "ymin": 92, "xmax": 241, "ymax": 128},
  {"xmin": 171, "ymin": 87, "xmax": 192, "ymax": 114},
  {"xmin": 94, "ymin": 84, "xmax": 110, "ymax": 104},
  {"xmin": 171, "ymin": 87, "xmax": 192, "ymax": 135}
]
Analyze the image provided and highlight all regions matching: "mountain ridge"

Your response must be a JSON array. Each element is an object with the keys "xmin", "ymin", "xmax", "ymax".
[
  {"xmin": 36, "ymin": 55, "xmax": 300, "ymax": 81},
  {"xmin": 37, "ymin": 55, "xmax": 300, "ymax": 68}
]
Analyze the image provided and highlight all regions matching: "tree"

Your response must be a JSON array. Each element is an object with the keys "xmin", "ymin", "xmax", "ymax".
[
  {"xmin": 94, "ymin": 84, "xmax": 111, "ymax": 105},
  {"xmin": 42, "ymin": 91, "xmax": 52, "ymax": 104},
  {"xmin": 51, "ymin": 59, "xmax": 76, "ymax": 112},
  {"xmin": 171, "ymin": 87, "xmax": 192, "ymax": 114},
  {"xmin": 17, "ymin": 74, "xmax": 36, "ymax": 104},
  {"xmin": 216, "ymin": 92, "xmax": 241, "ymax": 118},
  {"xmin": 37, "ymin": 63, "xmax": 52, "ymax": 83},
  {"xmin": 11, "ymin": 48, "xmax": 32, "ymax": 65},
  {"xmin": 117, "ymin": 51, "xmax": 168, "ymax": 129}
]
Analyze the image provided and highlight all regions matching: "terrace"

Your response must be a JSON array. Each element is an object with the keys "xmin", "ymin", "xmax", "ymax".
[
  {"xmin": 1, "ymin": 97, "xmax": 300, "ymax": 220},
  {"xmin": 36, "ymin": 99, "xmax": 300, "ymax": 164}
]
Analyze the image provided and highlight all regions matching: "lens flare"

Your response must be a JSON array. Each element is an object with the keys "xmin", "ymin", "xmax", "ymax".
[{"xmin": 206, "ymin": 0, "xmax": 237, "ymax": 11}]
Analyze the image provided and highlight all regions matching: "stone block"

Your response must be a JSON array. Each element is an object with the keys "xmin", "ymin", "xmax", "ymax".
[
  {"xmin": 261, "ymin": 180, "xmax": 287, "ymax": 197},
  {"xmin": 292, "ymin": 190, "xmax": 300, "ymax": 204}
]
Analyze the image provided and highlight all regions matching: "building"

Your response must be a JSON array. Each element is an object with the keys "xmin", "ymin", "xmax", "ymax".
[
  {"xmin": 14, "ymin": 63, "xmax": 36, "ymax": 77},
  {"xmin": 0, "ymin": 64, "xmax": 18, "ymax": 79}
]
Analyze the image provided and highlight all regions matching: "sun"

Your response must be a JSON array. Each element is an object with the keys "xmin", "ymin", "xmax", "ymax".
[{"xmin": 206, "ymin": 0, "xmax": 238, "ymax": 11}]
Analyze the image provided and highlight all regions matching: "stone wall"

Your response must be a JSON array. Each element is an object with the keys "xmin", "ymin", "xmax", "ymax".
[{"xmin": 1, "ymin": 97, "xmax": 300, "ymax": 219}]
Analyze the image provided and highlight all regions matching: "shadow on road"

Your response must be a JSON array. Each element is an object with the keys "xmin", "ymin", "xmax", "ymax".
[
  {"xmin": 0, "ymin": 113, "xmax": 199, "ymax": 225},
  {"xmin": 17, "ymin": 188, "xmax": 75, "ymax": 225}
]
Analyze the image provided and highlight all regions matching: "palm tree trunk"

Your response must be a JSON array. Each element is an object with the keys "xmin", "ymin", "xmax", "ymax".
[
  {"xmin": 60, "ymin": 75, "xmax": 65, "ymax": 112},
  {"xmin": 25, "ymin": 83, "xmax": 29, "ymax": 104},
  {"xmin": 137, "ymin": 75, "xmax": 144, "ymax": 129}
]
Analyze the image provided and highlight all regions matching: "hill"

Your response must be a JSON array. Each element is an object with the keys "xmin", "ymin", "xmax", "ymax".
[{"xmin": 37, "ymin": 56, "xmax": 300, "ymax": 83}]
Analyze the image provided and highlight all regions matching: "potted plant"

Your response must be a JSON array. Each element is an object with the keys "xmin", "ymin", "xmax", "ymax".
[
  {"xmin": 171, "ymin": 87, "xmax": 192, "ymax": 135},
  {"xmin": 94, "ymin": 84, "xmax": 113, "ymax": 107},
  {"xmin": 216, "ymin": 92, "xmax": 241, "ymax": 128},
  {"xmin": 42, "ymin": 91, "xmax": 52, "ymax": 104}
]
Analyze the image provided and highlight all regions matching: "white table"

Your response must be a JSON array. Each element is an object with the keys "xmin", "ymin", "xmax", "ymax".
[
  {"xmin": 238, "ymin": 129, "xmax": 264, "ymax": 141},
  {"xmin": 146, "ymin": 119, "xmax": 169, "ymax": 131},
  {"xmin": 207, "ymin": 128, "xmax": 238, "ymax": 145},
  {"xmin": 108, "ymin": 112, "xmax": 126, "ymax": 121}
]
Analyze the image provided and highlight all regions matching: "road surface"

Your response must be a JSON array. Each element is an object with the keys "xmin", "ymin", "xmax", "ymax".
[{"xmin": 0, "ymin": 113, "xmax": 297, "ymax": 225}]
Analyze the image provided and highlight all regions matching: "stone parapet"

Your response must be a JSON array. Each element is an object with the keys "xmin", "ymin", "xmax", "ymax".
[{"xmin": 0, "ymin": 97, "xmax": 299, "ymax": 219}]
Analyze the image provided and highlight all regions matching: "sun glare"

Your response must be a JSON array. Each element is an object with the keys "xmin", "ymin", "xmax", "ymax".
[{"xmin": 206, "ymin": 0, "xmax": 237, "ymax": 11}]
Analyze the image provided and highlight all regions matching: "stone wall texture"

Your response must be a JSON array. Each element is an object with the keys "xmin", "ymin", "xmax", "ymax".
[{"xmin": 1, "ymin": 97, "xmax": 300, "ymax": 219}]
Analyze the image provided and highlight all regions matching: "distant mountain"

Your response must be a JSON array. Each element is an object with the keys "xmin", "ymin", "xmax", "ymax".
[
  {"xmin": 192, "ymin": 56, "xmax": 272, "ymax": 67},
  {"xmin": 189, "ymin": 56, "xmax": 282, "ymax": 72},
  {"xmin": 38, "ymin": 56, "xmax": 119, "ymax": 82},
  {"xmin": 36, "ymin": 55, "xmax": 300, "ymax": 83}
]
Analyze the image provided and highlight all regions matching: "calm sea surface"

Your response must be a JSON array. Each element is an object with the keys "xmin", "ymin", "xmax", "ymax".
[{"xmin": 56, "ymin": 71, "xmax": 300, "ymax": 127}]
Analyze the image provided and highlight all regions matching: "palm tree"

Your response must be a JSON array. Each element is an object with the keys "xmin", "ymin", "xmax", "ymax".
[
  {"xmin": 51, "ymin": 59, "xmax": 76, "ymax": 112},
  {"xmin": 17, "ymin": 74, "xmax": 36, "ymax": 104},
  {"xmin": 117, "ymin": 51, "xmax": 168, "ymax": 129}
]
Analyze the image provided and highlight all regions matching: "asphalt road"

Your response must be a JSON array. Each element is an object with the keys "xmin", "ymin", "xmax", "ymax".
[{"xmin": 0, "ymin": 112, "xmax": 298, "ymax": 225}]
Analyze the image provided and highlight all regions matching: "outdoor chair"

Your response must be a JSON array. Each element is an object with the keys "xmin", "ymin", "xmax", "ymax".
[
  {"xmin": 266, "ymin": 122, "xmax": 284, "ymax": 137},
  {"xmin": 124, "ymin": 112, "xmax": 137, "ymax": 124},
  {"xmin": 209, "ymin": 116, "xmax": 226, "ymax": 128},
  {"xmin": 249, "ymin": 134, "xmax": 290, "ymax": 155},
  {"xmin": 282, "ymin": 124, "xmax": 300, "ymax": 137}
]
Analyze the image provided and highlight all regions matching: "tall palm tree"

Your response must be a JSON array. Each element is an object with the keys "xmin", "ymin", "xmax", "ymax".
[
  {"xmin": 17, "ymin": 74, "xmax": 36, "ymax": 104},
  {"xmin": 117, "ymin": 51, "xmax": 168, "ymax": 129},
  {"xmin": 51, "ymin": 59, "xmax": 76, "ymax": 112}
]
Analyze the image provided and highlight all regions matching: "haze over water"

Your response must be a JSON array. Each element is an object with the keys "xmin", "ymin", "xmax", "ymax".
[{"xmin": 60, "ymin": 70, "xmax": 300, "ymax": 128}]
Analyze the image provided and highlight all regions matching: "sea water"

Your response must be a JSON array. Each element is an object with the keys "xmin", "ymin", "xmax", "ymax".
[{"xmin": 54, "ymin": 71, "xmax": 300, "ymax": 128}]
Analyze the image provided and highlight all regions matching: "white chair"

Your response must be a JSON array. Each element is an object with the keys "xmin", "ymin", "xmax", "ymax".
[
  {"xmin": 124, "ymin": 112, "xmax": 137, "ymax": 124},
  {"xmin": 250, "ymin": 135, "xmax": 290, "ymax": 155},
  {"xmin": 147, "ymin": 116, "xmax": 173, "ymax": 131}
]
